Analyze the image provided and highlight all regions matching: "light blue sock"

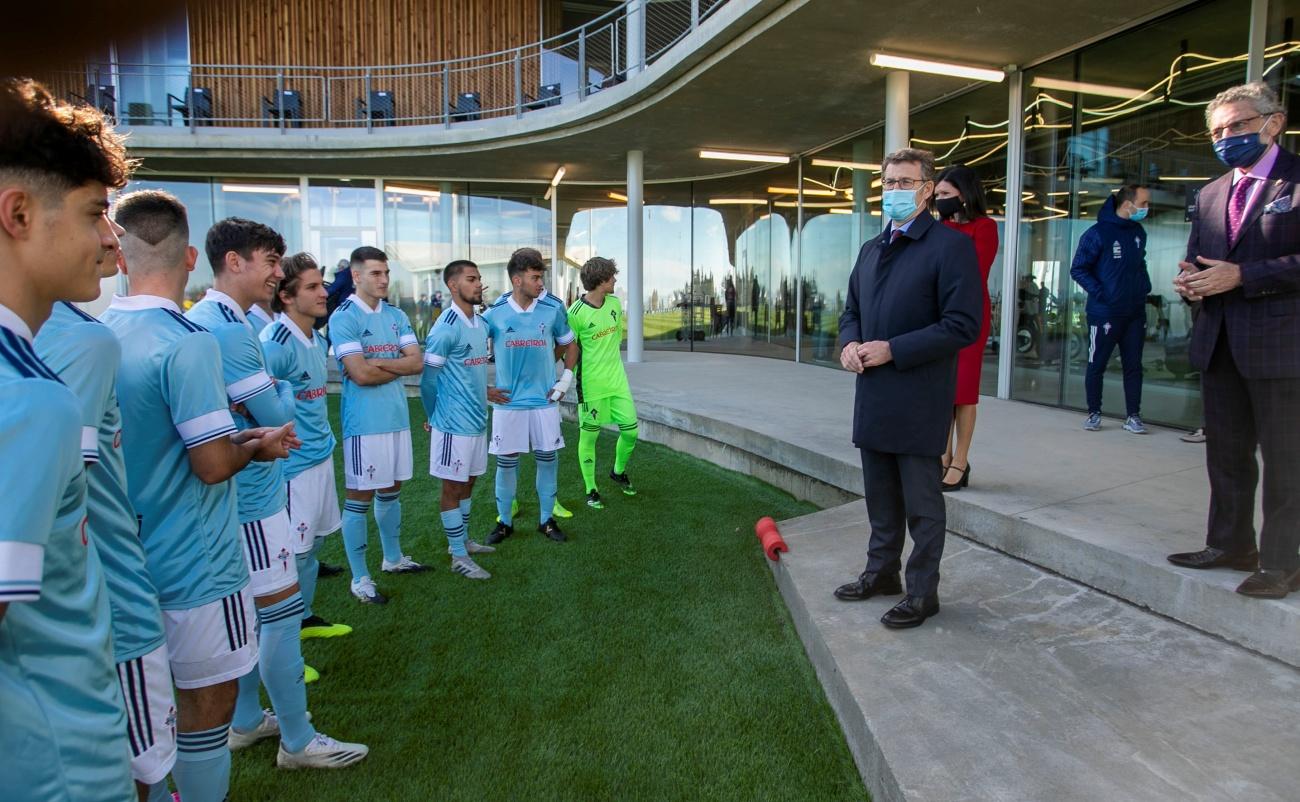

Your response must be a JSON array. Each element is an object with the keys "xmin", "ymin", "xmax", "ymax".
[
  {"xmin": 146, "ymin": 780, "xmax": 171, "ymax": 802},
  {"xmin": 459, "ymin": 496, "xmax": 473, "ymax": 531},
  {"xmin": 341, "ymin": 499, "xmax": 371, "ymax": 579},
  {"xmin": 296, "ymin": 538, "xmax": 321, "ymax": 619},
  {"xmin": 173, "ymin": 724, "xmax": 231, "ymax": 802},
  {"xmin": 495, "ymin": 456, "xmax": 518, "ymax": 526},
  {"xmin": 257, "ymin": 592, "xmax": 316, "ymax": 753},
  {"xmin": 374, "ymin": 491, "xmax": 403, "ymax": 563},
  {"xmin": 232, "ymin": 665, "xmax": 265, "ymax": 733},
  {"xmin": 442, "ymin": 508, "xmax": 467, "ymax": 557},
  {"xmin": 534, "ymin": 449, "xmax": 558, "ymax": 525}
]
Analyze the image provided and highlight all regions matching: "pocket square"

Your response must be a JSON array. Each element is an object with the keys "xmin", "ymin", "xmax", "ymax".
[{"xmin": 1264, "ymin": 195, "xmax": 1294, "ymax": 214}]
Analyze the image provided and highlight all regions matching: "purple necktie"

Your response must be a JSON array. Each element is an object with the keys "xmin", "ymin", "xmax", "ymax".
[
  {"xmin": 890, "ymin": 228, "xmax": 902, "ymax": 243},
  {"xmin": 1228, "ymin": 176, "xmax": 1257, "ymax": 242}
]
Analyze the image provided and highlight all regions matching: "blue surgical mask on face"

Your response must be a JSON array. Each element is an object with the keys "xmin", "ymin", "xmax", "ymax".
[
  {"xmin": 882, "ymin": 188, "xmax": 919, "ymax": 222},
  {"xmin": 1214, "ymin": 131, "xmax": 1268, "ymax": 169},
  {"xmin": 1128, "ymin": 206, "xmax": 1148, "ymax": 222}
]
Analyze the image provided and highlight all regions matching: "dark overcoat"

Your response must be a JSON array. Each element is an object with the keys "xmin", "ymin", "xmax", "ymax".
[{"xmin": 837, "ymin": 213, "xmax": 982, "ymax": 455}]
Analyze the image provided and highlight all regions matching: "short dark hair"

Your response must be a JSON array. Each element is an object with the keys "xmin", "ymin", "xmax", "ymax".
[
  {"xmin": 506, "ymin": 247, "xmax": 546, "ymax": 279},
  {"xmin": 934, "ymin": 164, "xmax": 989, "ymax": 219},
  {"xmin": 580, "ymin": 257, "xmax": 618, "ymax": 291},
  {"xmin": 114, "ymin": 190, "xmax": 189, "ymax": 246},
  {"xmin": 350, "ymin": 246, "xmax": 387, "ymax": 270},
  {"xmin": 1114, "ymin": 184, "xmax": 1147, "ymax": 208},
  {"xmin": 205, "ymin": 217, "xmax": 286, "ymax": 273},
  {"xmin": 0, "ymin": 77, "xmax": 134, "ymax": 201},
  {"xmin": 443, "ymin": 259, "xmax": 478, "ymax": 285},
  {"xmin": 273, "ymin": 252, "xmax": 321, "ymax": 313}
]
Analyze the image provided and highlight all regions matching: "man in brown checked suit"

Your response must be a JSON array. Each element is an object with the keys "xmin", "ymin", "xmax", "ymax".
[{"xmin": 1169, "ymin": 82, "xmax": 1300, "ymax": 598}]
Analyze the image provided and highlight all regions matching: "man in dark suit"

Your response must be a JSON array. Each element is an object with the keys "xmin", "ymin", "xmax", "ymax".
[
  {"xmin": 1169, "ymin": 82, "xmax": 1300, "ymax": 599},
  {"xmin": 833, "ymin": 148, "xmax": 982, "ymax": 628}
]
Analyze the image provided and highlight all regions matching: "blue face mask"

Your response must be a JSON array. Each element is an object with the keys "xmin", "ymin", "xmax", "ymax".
[
  {"xmin": 1128, "ymin": 206, "xmax": 1148, "ymax": 222},
  {"xmin": 1213, "ymin": 131, "xmax": 1268, "ymax": 169},
  {"xmin": 882, "ymin": 188, "xmax": 920, "ymax": 222}
]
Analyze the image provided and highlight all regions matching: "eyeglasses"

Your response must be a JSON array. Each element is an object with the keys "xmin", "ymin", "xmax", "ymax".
[
  {"xmin": 1208, "ymin": 114, "xmax": 1267, "ymax": 142},
  {"xmin": 881, "ymin": 178, "xmax": 931, "ymax": 190}
]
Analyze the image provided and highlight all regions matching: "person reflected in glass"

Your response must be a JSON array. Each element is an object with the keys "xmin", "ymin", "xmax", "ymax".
[{"xmin": 934, "ymin": 165, "xmax": 998, "ymax": 491}]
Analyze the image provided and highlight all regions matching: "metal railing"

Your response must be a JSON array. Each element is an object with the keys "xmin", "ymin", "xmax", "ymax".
[{"xmin": 56, "ymin": 0, "xmax": 730, "ymax": 132}]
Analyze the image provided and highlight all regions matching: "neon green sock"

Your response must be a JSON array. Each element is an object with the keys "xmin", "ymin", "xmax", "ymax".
[
  {"xmin": 578, "ymin": 423, "xmax": 600, "ymax": 493},
  {"xmin": 614, "ymin": 423, "xmax": 638, "ymax": 474}
]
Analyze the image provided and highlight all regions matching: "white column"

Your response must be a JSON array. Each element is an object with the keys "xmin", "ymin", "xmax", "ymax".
[
  {"xmin": 884, "ymin": 70, "xmax": 909, "ymax": 156},
  {"xmin": 997, "ymin": 70, "xmax": 1026, "ymax": 400},
  {"xmin": 550, "ymin": 186, "xmax": 560, "ymax": 296},
  {"xmin": 439, "ymin": 181, "xmax": 454, "ymax": 265},
  {"xmin": 626, "ymin": 0, "xmax": 647, "ymax": 77},
  {"xmin": 627, "ymin": 149, "xmax": 645, "ymax": 362},
  {"xmin": 851, "ymin": 139, "xmax": 874, "ymax": 247},
  {"xmin": 1247, "ymin": 0, "xmax": 1268, "ymax": 83}
]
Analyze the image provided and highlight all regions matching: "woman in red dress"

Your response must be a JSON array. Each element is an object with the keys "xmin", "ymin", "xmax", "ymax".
[{"xmin": 934, "ymin": 165, "xmax": 997, "ymax": 491}]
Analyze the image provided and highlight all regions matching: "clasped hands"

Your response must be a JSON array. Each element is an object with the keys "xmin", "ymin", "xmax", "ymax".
[
  {"xmin": 839, "ymin": 340, "xmax": 892, "ymax": 373},
  {"xmin": 1174, "ymin": 256, "xmax": 1242, "ymax": 301}
]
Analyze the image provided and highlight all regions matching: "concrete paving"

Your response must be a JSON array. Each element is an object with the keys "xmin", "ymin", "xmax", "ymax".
[
  {"xmin": 616, "ymin": 351, "xmax": 1300, "ymax": 667},
  {"xmin": 772, "ymin": 501, "xmax": 1300, "ymax": 802}
]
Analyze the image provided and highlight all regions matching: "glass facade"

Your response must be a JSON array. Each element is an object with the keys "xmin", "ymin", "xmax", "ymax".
[{"xmin": 115, "ymin": 0, "xmax": 1287, "ymax": 430}]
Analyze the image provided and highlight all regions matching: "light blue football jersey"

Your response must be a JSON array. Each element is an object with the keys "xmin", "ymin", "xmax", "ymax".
[
  {"xmin": 246, "ymin": 303, "xmax": 274, "ymax": 336},
  {"xmin": 35, "ymin": 302, "xmax": 165, "ymax": 663},
  {"xmin": 328, "ymin": 294, "xmax": 418, "ymax": 438},
  {"xmin": 482, "ymin": 289, "xmax": 575, "ymax": 410},
  {"xmin": 421, "ymin": 305, "xmax": 490, "ymax": 436},
  {"xmin": 102, "ymin": 295, "xmax": 249, "ymax": 611},
  {"xmin": 188, "ymin": 290, "xmax": 294, "ymax": 523},
  {"xmin": 0, "ymin": 311, "xmax": 135, "ymax": 802},
  {"xmin": 262, "ymin": 314, "xmax": 335, "ymax": 479}
]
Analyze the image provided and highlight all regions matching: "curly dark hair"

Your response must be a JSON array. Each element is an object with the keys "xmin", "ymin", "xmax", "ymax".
[
  {"xmin": 274, "ymin": 252, "xmax": 322, "ymax": 313},
  {"xmin": 205, "ymin": 217, "xmax": 286, "ymax": 273},
  {"xmin": 580, "ymin": 257, "xmax": 618, "ymax": 291},
  {"xmin": 506, "ymin": 247, "xmax": 546, "ymax": 278},
  {"xmin": 0, "ymin": 77, "xmax": 134, "ymax": 199}
]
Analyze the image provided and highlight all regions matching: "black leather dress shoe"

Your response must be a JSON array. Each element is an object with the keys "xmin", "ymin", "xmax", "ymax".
[
  {"xmin": 1235, "ymin": 568, "xmax": 1300, "ymax": 599},
  {"xmin": 1167, "ymin": 547, "xmax": 1259, "ymax": 571},
  {"xmin": 881, "ymin": 594, "xmax": 940, "ymax": 628},
  {"xmin": 833, "ymin": 570, "xmax": 902, "ymax": 601}
]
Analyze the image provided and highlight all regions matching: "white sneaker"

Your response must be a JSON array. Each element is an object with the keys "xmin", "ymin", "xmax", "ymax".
[
  {"xmin": 447, "ymin": 539, "xmax": 496, "ymax": 555},
  {"xmin": 277, "ymin": 732, "xmax": 369, "ymax": 770},
  {"xmin": 381, "ymin": 555, "xmax": 429, "ymax": 574},
  {"xmin": 451, "ymin": 555, "xmax": 491, "ymax": 580},
  {"xmin": 229, "ymin": 709, "xmax": 278, "ymax": 751},
  {"xmin": 349, "ymin": 576, "xmax": 388, "ymax": 605}
]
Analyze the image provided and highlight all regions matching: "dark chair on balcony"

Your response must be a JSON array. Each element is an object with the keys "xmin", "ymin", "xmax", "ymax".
[
  {"xmin": 73, "ymin": 84, "xmax": 117, "ymax": 119},
  {"xmin": 167, "ymin": 87, "xmax": 214, "ymax": 127},
  {"xmin": 526, "ymin": 83, "xmax": 562, "ymax": 111},
  {"xmin": 126, "ymin": 102, "xmax": 157, "ymax": 126},
  {"xmin": 355, "ymin": 90, "xmax": 396, "ymax": 126},
  {"xmin": 262, "ymin": 89, "xmax": 303, "ymax": 127},
  {"xmin": 450, "ymin": 91, "xmax": 481, "ymax": 122}
]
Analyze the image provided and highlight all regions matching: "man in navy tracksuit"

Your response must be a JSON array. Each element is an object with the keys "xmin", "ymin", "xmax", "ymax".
[{"xmin": 1070, "ymin": 184, "xmax": 1152, "ymax": 434}]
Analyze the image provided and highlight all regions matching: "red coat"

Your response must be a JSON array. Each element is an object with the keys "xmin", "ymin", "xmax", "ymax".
[{"xmin": 942, "ymin": 216, "xmax": 997, "ymax": 404}]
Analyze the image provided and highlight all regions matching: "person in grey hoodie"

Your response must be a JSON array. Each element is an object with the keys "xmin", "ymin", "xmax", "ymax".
[{"xmin": 1070, "ymin": 184, "xmax": 1153, "ymax": 434}]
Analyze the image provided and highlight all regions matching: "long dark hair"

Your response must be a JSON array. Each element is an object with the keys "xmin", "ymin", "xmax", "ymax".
[{"xmin": 934, "ymin": 164, "xmax": 989, "ymax": 219}]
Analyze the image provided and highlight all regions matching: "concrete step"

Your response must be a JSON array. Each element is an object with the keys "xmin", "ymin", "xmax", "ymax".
[
  {"xmin": 775, "ymin": 501, "xmax": 1300, "ymax": 802},
  {"xmin": 612, "ymin": 353, "xmax": 1300, "ymax": 667}
]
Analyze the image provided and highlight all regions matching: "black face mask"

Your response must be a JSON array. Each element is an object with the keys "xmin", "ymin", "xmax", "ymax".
[{"xmin": 935, "ymin": 196, "xmax": 964, "ymax": 219}]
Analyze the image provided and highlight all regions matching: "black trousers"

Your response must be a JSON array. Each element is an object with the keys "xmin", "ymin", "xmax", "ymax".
[
  {"xmin": 861, "ymin": 449, "xmax": 946, "ymax": 598},
  {"xmin": 1203, "ymin": 331, "xmax": 1300, "ymax": 571}
]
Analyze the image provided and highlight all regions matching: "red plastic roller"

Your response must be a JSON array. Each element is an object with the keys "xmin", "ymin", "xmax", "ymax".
[{"xmin": 755, "ymin": 517, "xmax": 788, "ymax": 561}]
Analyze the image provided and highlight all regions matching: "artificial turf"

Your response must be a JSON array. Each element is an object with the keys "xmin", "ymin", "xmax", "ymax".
[{"xmin": 228, "ymin": 398, "xmax": 869, "ymax": 801}]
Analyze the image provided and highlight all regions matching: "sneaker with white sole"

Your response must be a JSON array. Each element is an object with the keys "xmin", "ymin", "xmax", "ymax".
[
  {"xmin": 1123, "ymin": 415, "xmax": 1149, "ymax": 435},
  {"xmin": 276, "ymin": 732, "xmax": 369, "ymax": 770},
  {"xmin": 1180, "ymin": 428, "xmax": 1206, "ymax": 443},
  {"xmin": 349, "ymin": 576, "xmax": 387, "ymax": 605},
  {"xmin": 229, "ymin": 709, "xmax": 279, "ymax": 751},
  {"xmin": 1083, "ymin": 412, "xmax": 1102, "ymax": 431},
  {"xmin": 451, "ymin": 555, "xmax": 491, "ymax": 579},
  {"xmin": 381, "ymin": 555, "xmax": 428, "ymax": 574}
]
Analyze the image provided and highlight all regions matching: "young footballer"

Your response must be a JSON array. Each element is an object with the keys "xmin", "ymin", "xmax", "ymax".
[
  {"xmin": 328, "ymin": 246, "xmax": 426, "ymax": 603},
  {"xmin": 482, "ymin": 247, "xmax": 578, "ymax": 544},
  {"xmin": 420, "ymin": 259, "xmax": 505, "ymax": 579},
  {"xmin": 567, "ymin": 257, "xmax": 639, "ymax": 508}
]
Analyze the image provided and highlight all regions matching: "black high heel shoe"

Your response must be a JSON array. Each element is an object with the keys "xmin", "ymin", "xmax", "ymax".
[{"xmin": 941, "ymin": 463, "xmax": 970, "ymax": 492}]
